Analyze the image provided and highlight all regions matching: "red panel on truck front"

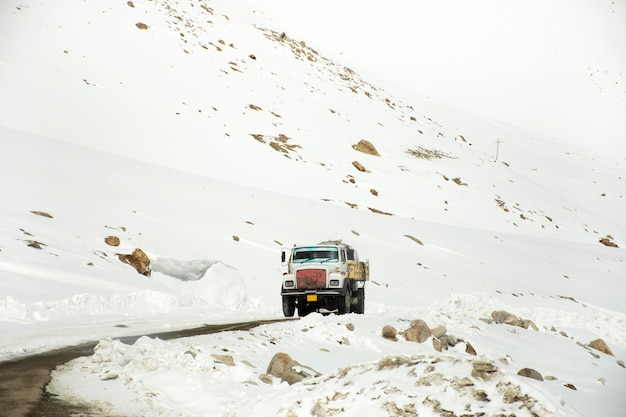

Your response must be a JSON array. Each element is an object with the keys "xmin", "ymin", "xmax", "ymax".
[{"xmin": 296, "ymin": 269, "xmax": 326, "ymax": 289}]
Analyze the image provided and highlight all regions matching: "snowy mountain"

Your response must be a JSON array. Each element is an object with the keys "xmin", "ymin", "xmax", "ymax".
[{"xmin": 1, "ymin": 1, "xmax": 624, "ymax": 416}]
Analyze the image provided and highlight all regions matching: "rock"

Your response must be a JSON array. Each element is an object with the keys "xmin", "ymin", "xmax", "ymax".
[
  {"xmin": 588, "ymin": 339, "xmax": 614, "ymax": 356},
  {"xmin": 267, "ymin": 352, "xmax": 292, "ymax": 378},
  {"xmin": 404, "ymin": 320, "xmax": 431, "ymax": 343},
  {"xmin": 472, "ymin": 360, "xmax": 498, "ymax": 380},
  {"xmin": 258, "ymin": 374, "xmax": 274, "ymax": 385},
  {"xmin": 545, "ymin": 375, "xmax": 558, "ymax": 381},
  {"xmin": 465, "ymin": 341, "xmax": 477, "ymax": 356},
  {"xmin": 30, "ymin": 210, "xmax": 53, "ymax": 218},
  {"xmin": 118, "ymin": 248, "xmax": 151, "ymax": 276},
  {"xmin": 432, "ymin": 337, "xmax": 443, "ymax": 352},
  {"xmin": 382, "ymin": 325, "xmax": 398, "ymax": 341},
  {"xmin": 430, "ymin": 325, "xmax": 447, "ymax": 338},
  {"xmin": 211, "ymin": 354, "xmax": 235, "ymax": 366},
  {"xmin": 599, "ymin": 236, "xmax": 618, "ymax": 248},
  {"xmin": 352, "ymin": 139, "xmax": 380, "ymax": 156},
  {"xmin": 617, "ymin": 360, "xmax": 625, "ymax": 368},
  {"xmin": 266, "ymin": 352, "xmax": 320, "ymax": 385},
  {"xmin": 345, "ymin": 323, "xmax": 355, "ymax": 331},
  {"xmin": 517, "ymin": 368, "xmax": 543, "ymax": 381},
  {"xmin": 352, "ymin": 160, "xmax": 368, "ymax": 172},
  {"xmin": 105, "ymin": 236, "xmax": 120, "ymax": 246},
  {"xmin": 564, "ymin": 383, "xmax": 577, "ymax": 390}
]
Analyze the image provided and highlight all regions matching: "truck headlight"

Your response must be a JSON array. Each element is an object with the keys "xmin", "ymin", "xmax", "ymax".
[
  {"xmin": 330, "ymin": 279, "xmax": 339, "ymax": 286},
  {"xmin": 284, "ymin": 280, "xmax": 294, "ymax": 288}
]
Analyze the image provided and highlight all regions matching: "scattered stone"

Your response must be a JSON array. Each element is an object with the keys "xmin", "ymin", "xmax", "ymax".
[
  {"xmin": 118, "ymin": 248, "xmax": 151, "ymax": 276},
  {"xmin": 352, "ymin": 160, "xmax": 368, "ymax": 172},
  {"xmin": 597, "ymin": 377, "xmax": 605, "ymax": 385},
  {"xmin": 465, "ymin": 341, "xmax": 477, "ymax": 356},
  {"xmin": 517, "ymin": 368, "xmax": 543, "ymax": 381},
  {"xmin": 135, "ymin": 22, "xmax": 149, "ymax": 30},
  {"xmin": 472, "ymin": 359, "xmax": 498, "ymax": 380},
  {"xmin": 404, "ymin": 320, "xmax": 431, "ymax": 343},
  {"xmin": 100, "ymin": 372, "xmax": 119, "ymax": 381},
  {"xmin": 211, "ymin": 354, "xmax": 235, "ymax": 366},
  {"xmin": 430, "ymin": 325, "xmax": 446, "ymax": 338},
  {"xmin": 232, "ymin": 235, "xmax": 240, "ymax": 241},
  {"xmin": 432, "ymin": 337, "xmax": 443, "ymax": 352},
  {"xmin": 617, "ymin": 360, "xmax": 625, "ymax": 368},
  {"xmin": 266, "ymin": 352, "xmax": 320, "ymax": 385},
  {"xmin": 258, "ymin": 374, "xmax": 274, "ymax": 384},
  {"xmin": 340, "ymin": 337, "xmax": 350, "ymax": 346},
  {"xmin": 545, "ymin": 375, "xmax": 558, "ymax": 381},
  {"xmin": 30, "ymin": 210, "xmax": 53, "ymax": 218},
  {"xmin": 498, "ymin": 357, "xmax": 509, "ymax": 365},
  {"xmin": 404, "ymin": 234, "xmax": 424, "ymax": 246},
  {"xmin": 382, "ymin": 325, "xmax": 398, "ymax": 341},
  {"xmin": 352, "ymin": 139, "xmax": 380, "ymax": 156},
  {"xmin": 267, "ymin": 352, "xmax": 292, "ymax": 378},
  {"xmin": 599, "ymin": 236, "xmax": 618, "ymax": 248},
  {"xmin": 345, "ymin": 323, "xmax": 355, "ymax": 332},
  {"xmin": 588, "ymin": 339, "xmax": 614, "ymax": 356},
  {"xmin": 104, "ymin": 236, "xmax": 120, "ymax": 246},
  {"xmin": 564, "ymin": 383, "xmax": 577, "ymax": 390},
  {"xmin": 27, "ymin": 240, "xmax": 45, "ymax": 250}
]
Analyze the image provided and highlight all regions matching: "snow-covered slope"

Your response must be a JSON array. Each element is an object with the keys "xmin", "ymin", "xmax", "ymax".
[{"xmin": 1, "ymin": 1, "xmax": 624, "ymax": 416}]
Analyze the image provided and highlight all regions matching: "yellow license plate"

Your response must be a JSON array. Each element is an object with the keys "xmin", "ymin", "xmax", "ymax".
[{"xmin": 306, "ymin": 294, "xmax": 318, "ymax": 302}]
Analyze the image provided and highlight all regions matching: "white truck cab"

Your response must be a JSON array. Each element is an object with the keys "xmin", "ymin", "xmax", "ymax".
[{"xmin": 280, "ymin": 240, "xmax": 368, "ymax": 316}]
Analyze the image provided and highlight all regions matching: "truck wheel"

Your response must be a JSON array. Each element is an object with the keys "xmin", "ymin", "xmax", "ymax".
[
  {"xmin": 354, "ymin": 288, "xmax": 365, "ymax": 314},
  {"xmin": 282, "ymin": 296, "xmax": 295, "ymax": 317},
  {"xmin": 338, "ymin": 285, "xmax": 351, "ymax": 315}
]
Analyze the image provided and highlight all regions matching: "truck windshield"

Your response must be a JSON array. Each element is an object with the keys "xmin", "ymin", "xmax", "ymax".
[{"xmin": 293, "ymin": 248, "xmax": 339, "ymax": 263}]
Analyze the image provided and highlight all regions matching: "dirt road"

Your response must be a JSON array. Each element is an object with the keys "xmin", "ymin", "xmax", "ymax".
[{"xmin": 0, "ymin": 319, "xmax": 289, "ymax": 417}]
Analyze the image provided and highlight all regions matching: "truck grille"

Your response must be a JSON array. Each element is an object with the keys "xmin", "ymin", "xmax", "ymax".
[{"xmin": 296, "ymin": 269, "xmax": 326, "ymax": 289}]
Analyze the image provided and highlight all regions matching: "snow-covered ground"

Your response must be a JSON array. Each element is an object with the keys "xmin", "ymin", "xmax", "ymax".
[{"xmin": 1, "ymin": 0, "xmax": 624, "ymax": 416}]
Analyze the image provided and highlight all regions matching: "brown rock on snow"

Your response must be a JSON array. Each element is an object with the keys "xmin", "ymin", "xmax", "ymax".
[
  {"xmin": 404, "ymin": 319, "xmax": 431, "ymax": 343},
  {"xmin": 105, "ymin": 236, "xmax": 121, "ymax": 246},
  {"xmin": 382, "ymin": 325, "xmax": 398, "ymax": 341},
  {"xmin": 517, "ymin": 368, "xmax": 544, "ymax": 381},
  {"xmin": 352, "ymin": 139, "xmax": 380, "ymax": 156},
  {"xmin": 30, "ymin": 210, "xmax": 53, "ymax": 218},
  {"xmin": 118, "ymin": 248, "xmax": 151, "ymax": 276},
  {"xmin": 266, "ymin": 352, "xmax": 320, "ymax": 385},
  {"xmin": 588, "ymin": 339, "xmax": 614, "ymax": 356}
]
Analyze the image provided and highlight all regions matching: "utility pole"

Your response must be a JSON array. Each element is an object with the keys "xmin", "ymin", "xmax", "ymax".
[{"xmin": 495, "ymin": 138, "xmax": 501, "ymax": 162}]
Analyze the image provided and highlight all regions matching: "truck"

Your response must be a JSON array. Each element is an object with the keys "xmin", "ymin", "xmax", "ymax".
[{"xmin": 280, "ymin": 240, "xmax": 369, "ymax": 317}]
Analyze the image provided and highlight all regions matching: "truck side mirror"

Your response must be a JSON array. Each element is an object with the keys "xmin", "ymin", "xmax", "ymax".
[{"xmin": 281, "ymin": 250, "xmax": 286, "ymax": 263}]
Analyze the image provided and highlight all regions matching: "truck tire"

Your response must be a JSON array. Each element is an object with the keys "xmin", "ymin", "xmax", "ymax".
[
  {"xmin": 338, "ymin": 284, "xmax": 351, "ymax": 315},
  {"xmin": 354, "ymin": 288, "xmax": 365, "ymax": 314},
  {"xmin": 282, "ymin": 296, "xmax": 295, "ymax": 317}
]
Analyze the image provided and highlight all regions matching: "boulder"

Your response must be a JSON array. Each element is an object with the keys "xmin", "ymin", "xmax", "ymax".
[
  {"xmin": 352, "ymin": 139, "xmax": 380, "ymax": 156},
  {"xmin": 118, "ymin": 248, "xmax": 151, "ymax": 276},
  {"xmin": 430, "ymin": 325, "xmax": 447, "ymax": 338},
  {"xmin": 588, "ymin": 339, "xmax": 614, "ymax": 356},
  {"xmin": 472, "ymin": 360, "xmax": 498, "ymax": 380},
  {"xmin": 105, "ymin": 236, "xmax": 120, "ymax": 246},
  {"xmin": 382, "ymin": 325, "xmax": 398, "ymax": 341},
  {"xmin": 404, "ymin": 319, "xmax": 431, "ymax": 343},
  {"xmin": 517, "ymin": 368, "xmax": 543, "ymax": 381},
  {"xmin": 266, "ymin": 352, "xmax": 320, "ymax": 385}
]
